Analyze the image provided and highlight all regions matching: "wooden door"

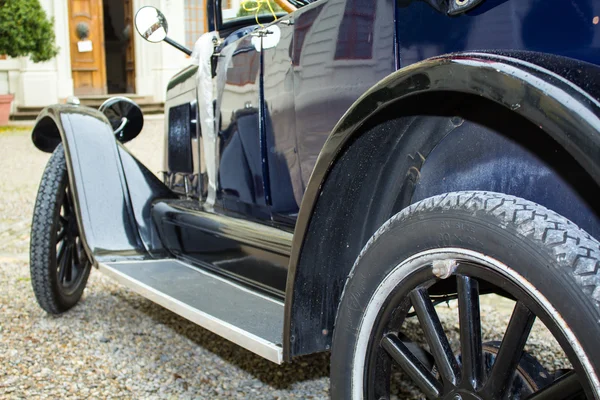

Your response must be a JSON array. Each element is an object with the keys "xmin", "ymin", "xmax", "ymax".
[
  {"xmin": 124, "ymin": 0, "xmax": 136, "ymax": 93},
  {"xmin": 69, "ymin": 0, "xmax": 107, "ymax": 95}
]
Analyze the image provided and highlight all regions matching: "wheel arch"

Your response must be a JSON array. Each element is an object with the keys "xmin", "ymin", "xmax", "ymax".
[
  {"xmin": 32, "ymin": 114, "xmax": 62, "ymax": 153},
  {"xmin": 283, "ymin": 52, "xmax": 600, "ymax": 359},
  {"xmin": 30, "ymin": 105, "xmax": 172, "ymax": 263}
]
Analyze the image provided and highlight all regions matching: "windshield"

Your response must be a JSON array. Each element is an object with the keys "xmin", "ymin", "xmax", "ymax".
[
  {"xmin": 222, "ymin": 0, "xmax": 284, "ymax": 22},
  {"xmin": 221, "ymin": 0, "xmax": 315, "ymax": 23}
]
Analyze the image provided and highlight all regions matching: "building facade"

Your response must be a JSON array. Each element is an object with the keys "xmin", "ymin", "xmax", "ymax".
[{"xmin": 0, "ymin": 0, "xmax": 207, "ymax": 113}]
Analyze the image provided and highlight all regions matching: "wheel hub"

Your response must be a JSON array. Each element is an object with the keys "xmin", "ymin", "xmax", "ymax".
[
  {"xmin": 478, "ymin": 341, "xmax": 553, "ymax": 398},
  {"xmin": 441, "ymin": 342, "xmax": 552, "ymax": 400}
]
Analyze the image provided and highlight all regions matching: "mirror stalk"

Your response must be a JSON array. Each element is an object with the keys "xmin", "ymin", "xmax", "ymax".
[
  {"xmin": 135, "ymin": 6, "xmax": 191, "ymax": 55},
  {"xmin": 114, "ymin": 117, "xmax": 129, "ymax": 138},
  {"xmin": 164, "ymin": 36, "xmax": 192, "ymax": 56}
]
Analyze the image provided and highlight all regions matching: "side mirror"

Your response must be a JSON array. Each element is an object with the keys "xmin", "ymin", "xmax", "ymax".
[
  {"xmin": 134, "ymin": 6, "xmax": 168, "ymax": 43},
  {"xmin": 134, "ymin": 6, "xmax": 192, "ymax": 55},
  {"xmin": 99, "ymin": 97, "xmax": 144, "ymax": 143}
]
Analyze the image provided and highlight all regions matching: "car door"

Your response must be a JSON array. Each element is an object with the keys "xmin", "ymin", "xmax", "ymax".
[
  {"xmin": 216, "ymin": 31, "xmax": 266, "ymax": 219},
  {"xmin": 261, "ymin": 16, "xmax": 303, "ymax": 228},
  {"xmin": 215, "ymin": 6, "xmax": 296, "ymax": 224}
]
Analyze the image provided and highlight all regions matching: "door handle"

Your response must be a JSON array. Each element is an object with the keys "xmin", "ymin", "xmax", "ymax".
[{"xmin": 250, "ymin": 28, "xmax": 274, "ymax": 37}]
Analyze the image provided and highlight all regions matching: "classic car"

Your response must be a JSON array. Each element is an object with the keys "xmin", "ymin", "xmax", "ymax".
[{"xmin": 27, "ymin": 0, "xmax": 600, "ymax": 398}]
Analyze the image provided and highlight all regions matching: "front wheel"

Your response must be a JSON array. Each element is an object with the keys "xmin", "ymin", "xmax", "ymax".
[
  {"xmin": 30, "ymin": 145, "xmax": 91, "ymax": 314},
  {"xmin": 331, "ymin": 191, "xmax": 600, "ymax": 399}
]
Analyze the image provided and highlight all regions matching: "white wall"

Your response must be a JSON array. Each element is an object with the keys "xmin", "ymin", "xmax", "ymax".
[
  {"xmin": 0, "ymin": 0, "xmax": 192, "ymax": 111},
  {"xmin": 0, "ymin": 0, "xmax": 73, "ymax": 110}
]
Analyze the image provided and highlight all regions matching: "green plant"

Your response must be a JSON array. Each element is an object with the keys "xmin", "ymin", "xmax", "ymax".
[
  {"xmin": 0, "ymin": 0, "xmax": 59, "ymax": 62},
  {"xmin": 237, "ymin": 0, "xmax": 284, "ymax": 18}
]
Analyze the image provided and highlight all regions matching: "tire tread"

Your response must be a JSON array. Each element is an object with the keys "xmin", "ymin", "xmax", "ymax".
[
  {"xmin": 355, "ymin": 191, "xmax": 600, "ymax": 310},
  {"xmin": 29, "ymin": 145, "xmax": 87, "ymax": 314}
]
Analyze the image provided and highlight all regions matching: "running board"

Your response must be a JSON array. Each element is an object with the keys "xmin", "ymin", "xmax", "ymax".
[{"xmin": 98, "ymin": 259, "xmax": 284, "ymax": 363}]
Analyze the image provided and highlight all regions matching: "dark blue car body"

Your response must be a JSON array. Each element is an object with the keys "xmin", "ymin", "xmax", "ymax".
[
  {"xmin": 31, "ymin": 0, "xmax": 600, "ymax": 364},
  {"xmin": 158, "ymin": 0, "xmax": 600, "ymax": 357},
  {"xmin": 210, "ymin": 0, "xmax": 600, "ymax": 228}
]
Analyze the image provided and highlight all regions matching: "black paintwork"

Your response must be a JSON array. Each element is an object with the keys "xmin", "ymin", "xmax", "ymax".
[
  {"xmin": 164, "ymin": 36, "xmax": 193, "ymax": 56},
  {"xmin": 284, "ymin": 53, "xmax": 600, "ymax": 358},
  {"xmin": 286, "ymin": 52, "xmax": 600, "ymax": 267},
  {"xmin": 31, "ymin": 105, "xmax": 173, "ymax": 261},
  {"xmin": 119, "ymin": 146, "xmax": 177, "ymax": 255},
  {"xmin": 152, "ymin": 199, "xmax": 290, "ymax": 298},
  {"xmin": 98, "ymin": 97, "xmax": 144, "ymax": 143},
  {"xmin": 412, "ymin": 115, "xmax": 600, "ymax": 238}
]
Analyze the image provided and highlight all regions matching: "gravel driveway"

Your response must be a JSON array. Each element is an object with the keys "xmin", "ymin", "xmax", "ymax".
[{"xmin": 0, "ymin": 119, "xmax": 569, "ymax": 399}]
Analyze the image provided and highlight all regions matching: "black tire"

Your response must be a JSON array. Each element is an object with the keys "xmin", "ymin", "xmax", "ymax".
[
  {"xmin": 331, "ymin": 191, "xmax": 600, "ymax": 399},
  {"xmin": 30, "ymin": 145, "xmax": 91, "ymax": 314}
]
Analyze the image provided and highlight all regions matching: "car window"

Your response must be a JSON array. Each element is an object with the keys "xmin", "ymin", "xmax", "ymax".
[
  {"xmin": 221, "ymin": 0, "xmax": 316, "ymax": 24},
  {"xmin": 222, "ymin": 0, "xmax": 285, "ymax": 23}
]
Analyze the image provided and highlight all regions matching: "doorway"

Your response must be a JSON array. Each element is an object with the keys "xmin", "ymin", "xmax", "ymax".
[
  {"xmin": 68, "ymin": 0, "xmax": 136, "ymax": 96},
  {"xmin": 103, "ymin": 0, "xmax": 135, "ymax": 93}
]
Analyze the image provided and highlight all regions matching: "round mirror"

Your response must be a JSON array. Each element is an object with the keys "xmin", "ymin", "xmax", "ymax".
[
  {"xmin": 134, "ymin": 6, "xmax": 168, "ymax": 43},
  {"xmin": 99, "ymin": 97, "xmax": 144, "ymax": 143}
]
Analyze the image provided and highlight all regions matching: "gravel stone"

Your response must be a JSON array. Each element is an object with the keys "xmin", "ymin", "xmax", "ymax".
[{"xmin": 0, "ymin": 121, "xmax": 570, "ymax": 398}]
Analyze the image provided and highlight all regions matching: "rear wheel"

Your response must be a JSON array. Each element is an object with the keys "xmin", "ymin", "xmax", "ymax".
[
  {"xmin": 30, "ymin": 145, "xmax": 91, "ymax": 314},
  {"xmin": 331, "ymin": 191, "xmax": 600, "ymax": 399}
]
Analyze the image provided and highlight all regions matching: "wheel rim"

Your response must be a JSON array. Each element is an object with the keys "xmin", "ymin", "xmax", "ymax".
[
  {"xmin": 54, "ymin": 185, "xmax": 90, "ymax": 296},
  {"xmin": 356, "ymin": 249, "xmax": 598, "ymax": 400}
]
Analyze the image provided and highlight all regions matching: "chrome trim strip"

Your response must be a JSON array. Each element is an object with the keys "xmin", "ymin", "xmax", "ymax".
[{"xmin": 98, "ymin": 261, "xmax": 283, "ymax": 364}]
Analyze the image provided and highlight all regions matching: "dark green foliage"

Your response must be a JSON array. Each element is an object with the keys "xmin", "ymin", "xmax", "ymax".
[
  {"xmin": 0, "ymin": 0, "xmax": 59, "ymax": 62},
  {"xmin": 237, "ymin": 0, "xmax": 284, "ymax": 18}
]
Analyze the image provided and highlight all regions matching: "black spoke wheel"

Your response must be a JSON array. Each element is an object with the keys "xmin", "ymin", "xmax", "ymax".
[
  {"xmin": 30, "ymin": 145, "xmax": 92, "ymax": 314},
  {"xmin": 331, "ymin": 192, "xmax": 600, "ymax": 400},
  {"xmin": 369, "ymin": 256, "xmax": 587, "ymax": 400}
]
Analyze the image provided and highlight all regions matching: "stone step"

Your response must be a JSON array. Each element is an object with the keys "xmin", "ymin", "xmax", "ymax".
[
  {"xmin": 10, "ymin": 111, "xmax": 39, "ymax": 121},
  {"xmin": 78, "ymin": 94, "xmax": 155, "ymax": 107},
  {"xmin": 77, "ymin": 93, "xmax": 148, "ymax": 99},
  {"xmin": 11, "ymin": 100, "xmax": 164, "ymax": 121}
]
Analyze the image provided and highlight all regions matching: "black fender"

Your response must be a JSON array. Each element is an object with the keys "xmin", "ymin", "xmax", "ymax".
[
  {"xmin": 31, "ymin": 105, "xmax": 173, "ymax": 263},
  {"xmin": 283, "ymin": 52, "xmax": 600, "ymax": 359}
]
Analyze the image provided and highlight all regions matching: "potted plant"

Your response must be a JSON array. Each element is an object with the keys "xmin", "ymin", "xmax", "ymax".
[{"xmin": 0, "ymin": 0, "xmax": 58, "ymax": 125}]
